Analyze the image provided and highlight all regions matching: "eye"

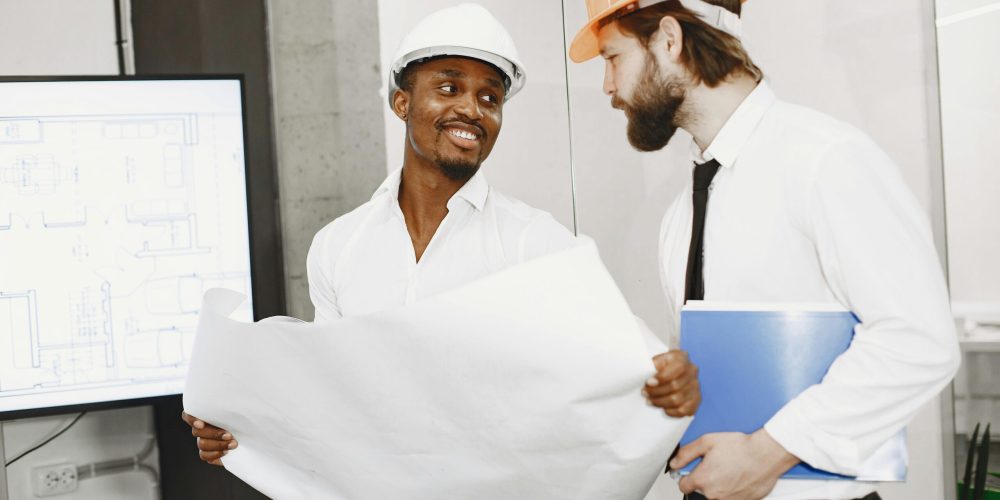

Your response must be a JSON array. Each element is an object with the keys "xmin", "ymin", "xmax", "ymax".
[
  {"xmin": 480, "ymin": 94, "xmax": 499, "ymax": 104},
  {"xmin": 439, "ymin": 84, "xmax": 457, "ymax": 93}
]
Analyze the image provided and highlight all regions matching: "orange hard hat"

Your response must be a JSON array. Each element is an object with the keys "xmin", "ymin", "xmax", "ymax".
[
  {"xmin": 568, "ymin": 0, "xmax": 745, "ymax": 63},
  {"xmin": 569, "ymin": 0, "xmax": 642, "ymax": 63}
]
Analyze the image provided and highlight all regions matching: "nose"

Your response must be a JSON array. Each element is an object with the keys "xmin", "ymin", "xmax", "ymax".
[
  {"xmin": 454, "ymin": 91, "xmax": 484, "ymax": 121},
  {"xmin": 602, "ymin": 60, "xmax": 616, "ymax": 96}
]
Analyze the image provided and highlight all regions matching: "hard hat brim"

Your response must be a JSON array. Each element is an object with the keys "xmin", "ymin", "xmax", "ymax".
[
  {"xmin": 387, "ymin": 46, "xmax": 526, "ymax": 105},
  {"xmin": 569, "ymin": 0, "xmax": 640, "ymax": 63}
]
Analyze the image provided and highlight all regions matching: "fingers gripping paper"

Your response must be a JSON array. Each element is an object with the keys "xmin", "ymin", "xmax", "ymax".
[{"xmin": 184, "ymin": 240, "xmax": 688, "ymax": 499}]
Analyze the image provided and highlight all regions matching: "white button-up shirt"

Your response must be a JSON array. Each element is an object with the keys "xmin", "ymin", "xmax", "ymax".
[
  {"xmin": 659, "ymin": 82, "xmax": 960, "ymax": 499},
  {"xmin": 307, "ymin": 168, "xmax": 578, "ymax": 322}
]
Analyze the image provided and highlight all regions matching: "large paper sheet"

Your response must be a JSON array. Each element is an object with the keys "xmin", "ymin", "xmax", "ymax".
[{"xmin": 184, "ymin": 240, "xmax": 689, "ymax": 499}]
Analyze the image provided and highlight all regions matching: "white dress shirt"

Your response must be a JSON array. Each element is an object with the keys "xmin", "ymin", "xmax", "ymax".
[
  {"xmin": 658, "ymin": 81, "xmax": 960, "ymax": 499},
  {"xmin": 307, "ymin": 168, "xmax": 579, "ymax": 322}
]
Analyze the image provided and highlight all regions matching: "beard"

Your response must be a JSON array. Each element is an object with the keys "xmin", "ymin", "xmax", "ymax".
[
  {"xmin": 435, "ymin": 157, "xmax": 480, "ymax": 182},
  {"xmin": 432, "ymin": 119, "xmax": 487, "ymax": 182},
  {"xmin": 613, "ymin": 55, "xmax": 687, "ymax": 152}
]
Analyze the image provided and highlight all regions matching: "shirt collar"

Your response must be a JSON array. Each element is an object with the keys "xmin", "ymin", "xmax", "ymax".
[
  {"xmin": 690, "ymin": 80, "xmax": 776, "ymax": 168},
  {"xmin": 373, "ymin": 167, "xmax": 404, "ymax": 201},
  {"xmin": 373, "ymin": 167, "xmax": 489, "ymax": 212},
  {"xmin": 450, "ymin": 168, "xmax": 488, "ymax": 211}
]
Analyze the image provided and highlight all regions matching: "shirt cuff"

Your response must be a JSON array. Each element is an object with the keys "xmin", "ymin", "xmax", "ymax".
[{"xmin": 764, "ymin": 402, "xmax": 865, "ymax": 476}]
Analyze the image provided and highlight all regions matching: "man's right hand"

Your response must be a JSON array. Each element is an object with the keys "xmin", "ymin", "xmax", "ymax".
[{"xmin": 181, "ymin": 411, "xmax": 237, "ymax": 466}]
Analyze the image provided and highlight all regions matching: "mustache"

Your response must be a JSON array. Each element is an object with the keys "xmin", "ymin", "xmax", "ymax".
[
  {"xmin": 436, "ymin": 118, "xmax": 486, "ymax": 137},
  {"xmin": 610, "ymin": 95, "xmax": 626, "ymax": 110}
]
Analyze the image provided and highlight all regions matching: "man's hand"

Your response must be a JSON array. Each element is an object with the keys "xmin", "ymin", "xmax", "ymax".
[
  {"xmin": 671, "ymin": 429, "xmax": 799, "ymax": 500},
  {"xmin": 181, "ymin": 411, "xmax": 237, "ymax": 466},
  {"xmin": 643, "ymin": 350, "xmax": 700, "ymax": 417}
]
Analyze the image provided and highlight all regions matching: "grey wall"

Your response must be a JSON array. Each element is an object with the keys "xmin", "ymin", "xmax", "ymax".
[{"xmin": 268, "ymin": 0, "xmax": 388, "ymax": 320}]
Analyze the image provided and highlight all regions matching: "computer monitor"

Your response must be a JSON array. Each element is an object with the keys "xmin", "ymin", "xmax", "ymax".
[{"xmin": 0, "ymin": 76, "xmax": 254, "ymax": 417}]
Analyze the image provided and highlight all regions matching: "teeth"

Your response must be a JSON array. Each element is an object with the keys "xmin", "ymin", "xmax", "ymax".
[{"xmin": 448, "ymin": 129, "xmax": 478, "ymax": 141}]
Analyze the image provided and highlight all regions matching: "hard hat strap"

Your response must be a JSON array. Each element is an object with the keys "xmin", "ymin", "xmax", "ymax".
[{"xmin": 636, "ymin": 0, "xmax": 742, "ymax": 39}]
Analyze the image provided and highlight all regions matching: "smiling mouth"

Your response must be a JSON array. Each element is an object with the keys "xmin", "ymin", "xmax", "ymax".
[{"xmin": 446, "ymin": 128, "xmax": 479, "ymax": 141}]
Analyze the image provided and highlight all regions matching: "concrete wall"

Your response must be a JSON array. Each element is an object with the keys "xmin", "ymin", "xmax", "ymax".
[
  {"xmin": 268, "ymin": 0, "xmax": 387, "ymax": 320},
  {"xmin": 0, "ymin": 2, "xmax": 160, "ymax": 499}
]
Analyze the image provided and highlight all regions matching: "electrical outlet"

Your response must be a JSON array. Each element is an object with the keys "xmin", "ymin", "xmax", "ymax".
[{"xmin": 31, "ymin": 462, "xmax": 78, "ymax": 497}]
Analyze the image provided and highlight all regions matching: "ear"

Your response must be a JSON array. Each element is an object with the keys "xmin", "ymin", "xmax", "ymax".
[
  {"xmin": 656, "ymin": 15, "xmax": 685, "ymax": 62},
  {"xmin": 391, "ymin": 88, "xmax": 410, "ymax": 122}
]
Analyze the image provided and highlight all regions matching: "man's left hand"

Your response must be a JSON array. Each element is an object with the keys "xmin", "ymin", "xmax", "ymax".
[
  {"xmin": 643, "ymin": 350, "xmax": 700, "ymax": 417},
  {"xmin": 671, "ymin": 429, "xmax": 800, "ymax": 500}
]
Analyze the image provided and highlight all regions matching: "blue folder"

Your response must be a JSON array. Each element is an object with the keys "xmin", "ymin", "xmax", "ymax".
[{"xmin": 676, "ymin": 302, "xmax": 859, "ymax": 480}]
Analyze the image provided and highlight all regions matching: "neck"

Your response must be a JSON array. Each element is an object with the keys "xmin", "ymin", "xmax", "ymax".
[
  {"xmin": 681, "ymin": 73, "xmax": 758, "ymax": 152},
  {"xmin": 398, "ymin": 162, "xmax": 463, "ymax": 231},
  {"xmin": 396, "ymin": 148, "xmax": 469, "ymax": 261}
]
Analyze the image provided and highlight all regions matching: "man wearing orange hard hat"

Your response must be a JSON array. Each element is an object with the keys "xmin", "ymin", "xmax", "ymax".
[{"xmin": 571, "ymin": 1, "xmax": 959, "ymax": 500}]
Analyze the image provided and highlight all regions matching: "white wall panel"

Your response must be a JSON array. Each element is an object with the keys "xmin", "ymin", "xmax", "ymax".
[{"xmin": 0, "ymin": 0, "xmax": 118, "ymax": 75}]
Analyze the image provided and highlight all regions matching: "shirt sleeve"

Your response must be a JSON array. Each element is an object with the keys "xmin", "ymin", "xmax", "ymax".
[
  {"xmin": 306, "ymin": 231, "xmax": 343, "ymax": 323},
  {"xmin": 763, "ymin": 136, "xmax": 960, "ymax": 475}
]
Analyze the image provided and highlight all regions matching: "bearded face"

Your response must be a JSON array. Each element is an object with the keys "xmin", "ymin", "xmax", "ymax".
[{"xmin": 611, "ymin": 51, "xmax": 688, "ymax": 152}]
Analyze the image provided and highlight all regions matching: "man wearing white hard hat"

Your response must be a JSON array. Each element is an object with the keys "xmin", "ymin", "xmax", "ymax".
[
  {"xmin": 570, "ymin": 1, "xmax": 959, "ymax": 499},
  {"xmin": 182, "ymin": 2, "xmax": 701, "ymax": 475}
]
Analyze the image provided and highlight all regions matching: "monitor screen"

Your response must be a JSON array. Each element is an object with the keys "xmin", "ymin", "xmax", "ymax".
[{"xmin": 0, "ymin": 77, "xmax": 254, "ymax": 416}]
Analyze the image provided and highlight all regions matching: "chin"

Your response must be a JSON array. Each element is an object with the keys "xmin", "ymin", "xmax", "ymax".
[
  {"xmin": 626, "ymin": 124, "xmax": 677, "ymax": 152},
  {"xmin": 436, "ymin": 159, "xmax": 480, "ymax": 182}
]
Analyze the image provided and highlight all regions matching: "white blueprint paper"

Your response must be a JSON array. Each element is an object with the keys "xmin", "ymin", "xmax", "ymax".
[{"xmin": 183, "ymin": 239, "xmax": 689, "ymax": 499}]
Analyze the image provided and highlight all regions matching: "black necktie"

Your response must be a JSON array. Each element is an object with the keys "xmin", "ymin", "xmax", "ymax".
[
  {"xmin": 683, "ymin": 158, "xmax": 720, "ymax": 302},
  {"xmin": 666, "ymin": 159, "xmax": 720, "ymax": 478}
]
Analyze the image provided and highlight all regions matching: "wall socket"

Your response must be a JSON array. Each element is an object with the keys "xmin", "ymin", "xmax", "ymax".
[{"xmin": 32, "ymin": 462, "xmax": 78, "ymax": 497}]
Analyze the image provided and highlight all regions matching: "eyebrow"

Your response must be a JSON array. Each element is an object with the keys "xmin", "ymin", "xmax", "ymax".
[
  {"xmin": 434, "ymin": 69, "xmax": 466, "ymax": 79},
  {"xmin": 484, "ymin": 77, "xmax": 504, "ymax": 91},
  {"xmin": 433, "ymin": 69, "xmax": 504, "ymax": 93}
]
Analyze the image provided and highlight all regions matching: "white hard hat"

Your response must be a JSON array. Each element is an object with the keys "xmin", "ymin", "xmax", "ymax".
[{"xmin": 387, "ymin": 3, "xmax": 527, "ymax": 104}]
